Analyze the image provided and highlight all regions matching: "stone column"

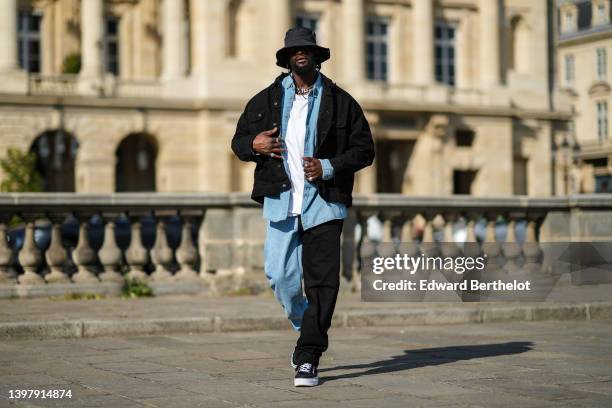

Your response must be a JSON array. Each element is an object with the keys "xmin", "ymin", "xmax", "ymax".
[
  {"xmin": 413, "ymin": 0, "xmax": 434, "ymax": 85},
  {"xmin": 456, "ymin": 13, "xmax": 470, "ymax": 89},
  {"xmin": 479, "ymin": 0, "xmax": 501, "ymax": 88},
  {"xmin": 79, "ymin": 0, "xmax": 103, "ymax": 85},
  {"xmin": 0, "ymin": 0, "xmax": 18, "ymax": 72},
  {"xmin": 41, "ymin": 2, "xmax": 56, "ymax": 75},
  {"xmin": 190, "ymin": 0, "xmax": 207, "ymax": 75},
  {"xmin": 268, "ymin": 0, "xmax": 291, "ymax": 73},
  {"xmin": 389, "ymin": 4, "xmax": 406, "ymax": 85},
  {"xmin": 162, "ymin": 0, "xmax": 185, "ymax": 80},
  {"xmin": 343, "ymin": 0, "xmax": 365, "ymax": 85},
  {"xmin": 119, "ymin": 7, "xmax": 133, "ymax": 79}
]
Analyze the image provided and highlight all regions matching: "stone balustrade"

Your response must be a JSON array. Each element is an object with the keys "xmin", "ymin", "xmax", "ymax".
[
  {"xmin": 26, "ymin": 75, "xmax": 163, "ymax": 99},
  {"xmin": 0, "ymin": 192, "xmax": 611, "ymax": 298},
  {"xmin": 346, "ymin": 194, "xmax": 612, "ymax": 294},
  {"xmin": 27, "ymin": 75, "xmax": 79, "ymax": 96},
  {"xmin": 112, "ymin": 79, "xmax": 163, "ymax": 98}
]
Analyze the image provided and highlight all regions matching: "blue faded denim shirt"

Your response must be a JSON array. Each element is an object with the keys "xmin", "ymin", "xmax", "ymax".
[{"xmin": 263, "ymin": 71, "xmax": 347, "ymax": 230}]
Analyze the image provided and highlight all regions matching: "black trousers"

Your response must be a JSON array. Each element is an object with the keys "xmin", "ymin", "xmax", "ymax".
[{"xmin": 295, "ymin": 216, "xmax": 344, "ymax": 367}]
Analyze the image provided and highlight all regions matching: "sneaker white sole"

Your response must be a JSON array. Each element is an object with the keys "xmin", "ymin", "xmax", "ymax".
[
  {"xmin": 291, "ymin": 351, "xmax": 297, "ymax": 369},
  {"xmin": 294, "ymin": 377, "xmax": 319, "ymax": 387}
]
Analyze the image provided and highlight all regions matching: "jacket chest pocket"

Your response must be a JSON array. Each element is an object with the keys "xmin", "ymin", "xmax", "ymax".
[
  {"xmin": 248, "ymin": 110, "xmax": 267, "ymax": 134},
  {"xmin": 333, "ymin": 115, "xmax": 348, "ymax": 151}
]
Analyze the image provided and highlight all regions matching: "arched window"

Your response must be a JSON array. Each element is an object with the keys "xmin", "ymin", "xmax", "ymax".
[
  {"xmin": 508, "ymin": 16, "xmax": 529, "ymax": 74},
  {"xmin": 29, "ymin": 130, "xmax": 78, "ymax": 192},
  {"xmin": 115, "ymin": 133, "xmax": 158, "ymax": 192}
]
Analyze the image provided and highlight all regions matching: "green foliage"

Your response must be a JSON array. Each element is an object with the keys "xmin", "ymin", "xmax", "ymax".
[
  {"xmin": 54, "ymin": 293, "xmax": 105, "ymax": 301},
  {"xmin": 0, "ymin": 147, "xmax": 43, "ymax": 193},
  {"xmin": 121, "ymin": 278, "xmax": 154, "ymax": 298},
  {"xmin": 62, "ymin": 53, "xmax": 81, "ymax": 74}
]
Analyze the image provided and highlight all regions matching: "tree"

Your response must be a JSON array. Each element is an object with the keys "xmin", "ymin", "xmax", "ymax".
[{"xmin": 0, "ymin": 147, "xmax": 43, "ymax": 193}]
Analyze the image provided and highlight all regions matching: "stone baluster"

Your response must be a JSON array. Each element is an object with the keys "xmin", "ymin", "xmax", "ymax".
[
  {"xmin": 400, "ymin": 214, "xmax": 414, "ymax": 243},
  {"xmin": 398, "ymin": 213, "xmax": 419, "ymax": 258},
  {"xmin": 175, "ymin": 211, "xmax": 201, "ymax": 281},
  {"xmin": 0, "ymin": 215, "xmax": 16, "ymax": 284},
  {"xmin": 377, "ymin": 212, "xmax": 397, "ymax": 258},
  {"xmin": 71, "ymin": 213, "xmax": 99, "ymax": 283},
  {"xmin": 125, "ymin": 213, "xmax": 150, "ymax": 281},
  {"xmin": 340, "ymin": 209, "xmax": 358, "ymax": 283},
  {"xmin": 44, "ymin": 213, "xmax": 70, "ymax": 284},
  {"xmin": 463, "ymin": 211, "xmax": 483, "ymax": 276},
  {"xmin": 419, "ymin": 212, "xmax": 439, "ymax": 258},
  {"xmin": 381, "ymin": 216, "xmax": 393, "ymax": 242},
  {"xmin": 98, "ymin": 212, "xmax": 124, "ymax": 283},
  {"xmin": 502, "ymin": 215, "xmax": 522, "ymax": 274},
  {"xmin": 465, "ymin": 213, "xmax": 478, "ymax": 242},
  {"xmin": 463, "ymin": 212, "xmax": 481, "ymax": 258},
  {"xmin": 357, "ymin": 211, "xmax": 377, "ymax": 262},
  {"xmin": 354, "ymin": 210, "xmax": 377, "ymax": 292},
  {"xmin": 441, "ymin": 213, "xmax": 460, "ymax": 255},
  {"xmin": 463, "ymin": 213, "xmax": 484, "ymax": 301},
  {"xmin": 17, "ymin": 214, "xmax": 44, "ymax": 285},
  {"xmin": 198, "ymin": 211, "xmax": 211, "ymax": 280},
  {"xmin": 522, "ymin": 217, "xmax": 543, "ymax": 274},
  {"xmin": 442, "ymin": 213, "xmax": 455, "ymax": 242},
  {"xmin": 440, "ymin": 213, "xmax": 461, "ymax": 284},
  {"xmin": 150, "ymin": 211, "xmax": 174, "ymax": 282},
  {"xmin": 481, "ymin": 214, "xmax": 501, "ymax": 265}
]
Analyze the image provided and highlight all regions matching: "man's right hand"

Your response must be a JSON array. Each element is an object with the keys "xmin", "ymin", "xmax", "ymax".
[{"xmin": 252, "ymin": 127, "xmax": 284, "ymax": 159}]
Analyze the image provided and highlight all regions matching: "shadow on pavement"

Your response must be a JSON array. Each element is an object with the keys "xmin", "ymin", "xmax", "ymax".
[{"xmin": 319, "ymin": 341, "xmax": 534, "ymax": 384}]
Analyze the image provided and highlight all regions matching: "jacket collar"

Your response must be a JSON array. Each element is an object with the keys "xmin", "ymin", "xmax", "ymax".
[{"xmin": 273, "ymin": 71, "xmax": 337, "ymax": 93}]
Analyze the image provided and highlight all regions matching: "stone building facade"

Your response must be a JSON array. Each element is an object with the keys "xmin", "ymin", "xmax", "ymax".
[
  {"xmin": 557, "ymin": 0, "xmax": 612, "ymax": 193},
  {"xmin": 0, "ymin": 0, "xmax": 572, "ymax": 197}
]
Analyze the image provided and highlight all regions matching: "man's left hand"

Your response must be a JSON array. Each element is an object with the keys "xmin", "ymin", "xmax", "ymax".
[{"xmin": 302, "ymin": 157, "xmax": 322, "ymax": 181}]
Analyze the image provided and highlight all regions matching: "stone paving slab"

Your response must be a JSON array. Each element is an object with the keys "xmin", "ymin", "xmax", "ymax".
[
  {"xmin": 0, "ymin": 321, "xmax": 611, "ymax": 407},
  {"xmin": 0, "ymin": 284, "xmax": 611, "ymax": 340}
]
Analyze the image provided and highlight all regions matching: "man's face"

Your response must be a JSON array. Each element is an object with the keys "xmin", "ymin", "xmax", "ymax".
[{"xmin": 288, "ymin": 47, "xmax": 317, "ymax": 75}]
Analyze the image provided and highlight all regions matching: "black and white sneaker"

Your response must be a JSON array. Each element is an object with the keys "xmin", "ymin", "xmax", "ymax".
[
  {"xmin": 291, "ymin": 350, "xmax": 298, "ymax": 369},
  {"xmin": 294, "ymin": 362, "xmax": 318, "ymax": 387}
]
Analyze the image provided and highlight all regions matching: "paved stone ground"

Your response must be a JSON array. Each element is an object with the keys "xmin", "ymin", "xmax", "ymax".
[
  {"xmin": 1, "ymin": 284, "xmax": 611, "ymax": 324},
  {"xmin": 1, "ymin": 320, "xmax": 611, "ymax": 408}
]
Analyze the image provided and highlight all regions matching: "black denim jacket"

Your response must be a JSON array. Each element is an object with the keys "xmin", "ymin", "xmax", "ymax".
[{"xmin": 231, "ymin": 71, "xmax": 375, "ymax": 208}]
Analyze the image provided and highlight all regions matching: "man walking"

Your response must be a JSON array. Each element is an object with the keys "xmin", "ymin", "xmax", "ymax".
[{"xmin": 231, "ymin": 27, "xmax": 375, "ymax": 386}]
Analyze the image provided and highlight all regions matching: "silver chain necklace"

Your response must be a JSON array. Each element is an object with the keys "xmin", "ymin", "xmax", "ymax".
[{"xmin": 295, "ymin": 85, "xmax": 313, "ymax": 95}]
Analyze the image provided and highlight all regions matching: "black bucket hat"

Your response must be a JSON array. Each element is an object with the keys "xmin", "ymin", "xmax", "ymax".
[{"xmin": 275, "ymin": 26, "xmax": 330, "ymax": 69}]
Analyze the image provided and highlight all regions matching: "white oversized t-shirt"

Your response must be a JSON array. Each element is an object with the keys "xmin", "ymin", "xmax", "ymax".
[{"xmin": 285, "ymin": 93, "xmax": 310, "ymax": 215}]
